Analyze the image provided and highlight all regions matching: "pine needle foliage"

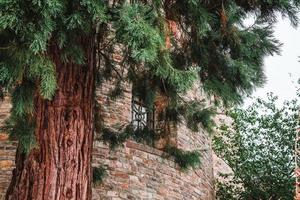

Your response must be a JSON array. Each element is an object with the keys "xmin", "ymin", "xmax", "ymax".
[
  {"xmin": 101, "ymin": 125, "xmax": 156, "ymax": 150},
  {"xmin": 184, "ymin": 102, "xmax": 215, "ymax": 133},
  {"xmin": 115, "ymin": 3, "xmax": 163, "ymax": 64},
  {"xmin": 101, "ymin": 126, "xmax": 132, "ymax": 150},
  {"xmin": 159, "ymin": 99, "xmax": 215, "ymax": 133},
  {"xmin": 160, "ymin": 0, "xmax": 298, "ymax": 105},
  {"xmin": 1, "ymin": 0, "xmax": 300, "ymax": 154},
  {"xmin": 100, "ymin": 125, "xmax": 201, "ymax": 171},
  {"xmin": 92, "ymin": 166, "xmax": 107, "ymax": 185},
  {"xmin": 164, "ymin": 145, "xmax": 201, "ymax": 171},
  {"xmin": 2, "ymin": 115, "xmax": 36, "ymax": 155}
]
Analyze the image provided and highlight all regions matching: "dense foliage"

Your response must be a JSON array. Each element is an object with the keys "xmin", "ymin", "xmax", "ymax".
[
  {"xmin": 1, "ymin": 1, "xmax": 300, "ymax": 153},
  {"xmin": 214, "ymin": 93, "xmax": 299, "ymax": 200}
]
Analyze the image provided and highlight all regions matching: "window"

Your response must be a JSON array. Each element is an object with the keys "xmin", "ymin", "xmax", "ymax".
[{"xmin": 131, "ymin": 96, "xmax": 154, "ymax": 130}]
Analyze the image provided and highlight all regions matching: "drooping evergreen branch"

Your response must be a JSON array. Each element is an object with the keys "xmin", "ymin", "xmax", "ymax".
[
  {"xmin": 184, "ymin": 102, "xmax": 216, "ymax": 133},
  {"xmin": 100, "ymin": 124, "xmax": 201, "ymax": 171},
  {"xmin": 164, "ymin": 145, "xmax": 201, "ymax": 171},
  {"xmin": 158, "ymin": 96, "xmax": 216, "ymax": 134},
  {"xmin": 92, "ymin": 166, "xmax": 107, "ymax": 185},
  {"xmin": 1, "ymin": 114, "xmax": 36, "ymax": 155},
  {"xmin": 101, "ymin": 125, "xmax": 156, "ymax": 150}
]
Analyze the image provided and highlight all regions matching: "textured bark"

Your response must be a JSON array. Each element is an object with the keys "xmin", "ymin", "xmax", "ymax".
[{"xmin": 5, "ymin": 38, "xmax": 96, "ymax": 200}]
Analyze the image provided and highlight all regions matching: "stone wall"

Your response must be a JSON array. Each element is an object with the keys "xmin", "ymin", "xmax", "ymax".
[
  {"xmin": 92, "ymin": 140, "xmax": 214, "ymax": 200},
  {"xmin": 0, "ymin": 140, "xmax": 16, "ymax": 200},
  {"xmin": 0, "ymin": 97, "xmax": 11, "ymax": 127},
  {"xmin": 92, "ymin": 78, "xmax": 215, "ymax": 199},
  {"xmin": 0, "ymin": 97, "xmax": 14, "ymax": 199}
]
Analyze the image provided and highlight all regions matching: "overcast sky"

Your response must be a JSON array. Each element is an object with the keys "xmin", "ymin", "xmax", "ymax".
[{"xmin": 244, "ymin": 17, "xmax": 300, "ymax": 106}]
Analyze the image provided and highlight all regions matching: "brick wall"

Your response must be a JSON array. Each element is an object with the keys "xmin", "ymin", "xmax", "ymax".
[
  {"xmin": 0, "ymin": 140, "xmax": 16, "ymax": 200},
  {"xmin": 0, "ymin": 97, "xmax": 15, "ymax": 199},
  {"xmin": 92, "ymin": 78, "xmax": 215, "ymax": 199},
  {"xmin": 92, "ymin": 140, "xmax": 214, "ymax": 200},
  {"xmin": 0, "ymin": 97, "xmax": 11, "ymax": 127}
]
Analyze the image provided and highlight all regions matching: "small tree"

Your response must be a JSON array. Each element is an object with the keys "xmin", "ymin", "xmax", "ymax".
[{"xmin": 214, "ymin": 93, "xmax": 299, "ymax": 200}]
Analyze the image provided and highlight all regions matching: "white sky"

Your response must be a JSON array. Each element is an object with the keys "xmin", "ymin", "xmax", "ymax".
[{"xmin": 244, "ymin": 17, "xmax": 300, "ymax": 106}]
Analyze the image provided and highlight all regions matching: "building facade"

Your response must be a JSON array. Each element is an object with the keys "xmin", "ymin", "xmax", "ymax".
[{"xmin": 0, "ymin": 77, "xmax": 216, "ymax": 199}]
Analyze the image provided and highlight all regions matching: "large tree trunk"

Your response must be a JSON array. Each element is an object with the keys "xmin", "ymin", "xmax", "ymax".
[{"xmin": 5, "ymin": 38, "xmax": 96, "ymax": 200}]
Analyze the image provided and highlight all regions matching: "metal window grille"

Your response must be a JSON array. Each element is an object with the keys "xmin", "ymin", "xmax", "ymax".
[{"xmin": 131, "ymin": 96, "xmax": 154, "ymax": 130}]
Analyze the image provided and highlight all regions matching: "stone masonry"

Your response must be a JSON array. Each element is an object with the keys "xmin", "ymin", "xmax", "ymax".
[
  {"xmin": 0, "ymin": 97, "xmax": 15, "ymax": 200},
  {"xmin": 93, "ymin": 75, "xmax": 216, "ymax": 199}
]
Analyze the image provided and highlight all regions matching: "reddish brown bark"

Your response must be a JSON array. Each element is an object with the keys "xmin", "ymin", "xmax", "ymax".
[{"xmin": 5, "ymin": 38, "xmax": 96, "ymax": 200}]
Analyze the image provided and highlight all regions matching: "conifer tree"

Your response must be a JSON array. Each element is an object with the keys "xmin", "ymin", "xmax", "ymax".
[{"xmin": 0, "ymin": 0, "xmax": 300, "ymax": 199}]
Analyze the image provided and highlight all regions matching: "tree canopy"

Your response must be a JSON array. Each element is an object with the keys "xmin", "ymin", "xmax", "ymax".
[
  {"xmin": 0, "ymin": 1, "xmax": 298, "ymax": 99},
  {"xmin": 1, "ymin": 0, "xmax": 300, "ymax": 141},
  {"xmin": 214, "ymin": 93, "xmax": 299, "ymax": 200}
]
